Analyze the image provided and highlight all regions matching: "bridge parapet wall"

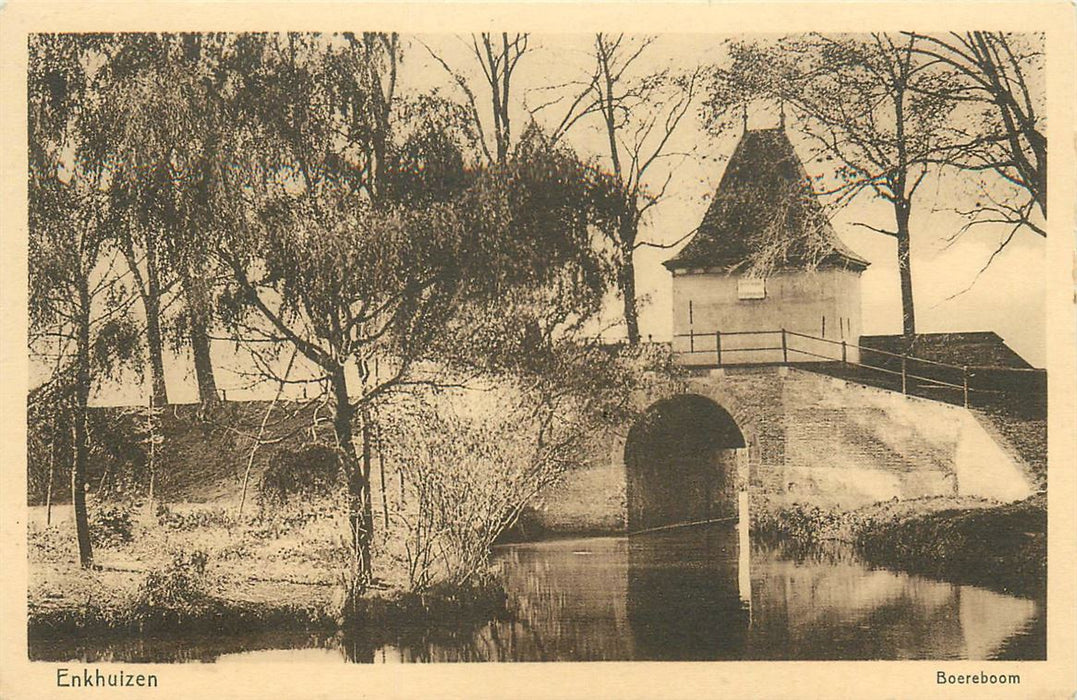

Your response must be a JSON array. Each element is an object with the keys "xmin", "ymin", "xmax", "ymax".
[{"xmin": 525, "ymin": 366, "xmax": 1035, "ymax": 535}]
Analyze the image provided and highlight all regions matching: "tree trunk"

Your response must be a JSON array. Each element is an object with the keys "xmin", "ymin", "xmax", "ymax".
[
  {"xmin": 362, "ymin": 31, "xmax": 396, "ymax": 201},
  {"xmin": 1032, "ymin": 133, "xmax": 1046, "ymax": 217},
  {"xmin": 147, "ymin": 393, "xmax": 156, "ymax": 503},
  {"xmin": 180, "ymin": 271, "xmax": 218, "ymax": 405},
  {"xmin": 121, "ymin": 241, "xmax": 169, "ymax": 407},
  {"xmin": 619, "ymin": 223, "xmax": 641, "ymax": 344},
  {"xmin": 73, "ymin": 291, "xmax": 94, "ymax": 568},
  {"xmin": 144, "ymin": 250, "xmax": 169, "ymax": 407},
  {"xmin": 331, "ymin": 367, "xmax": 371, "ymax": 587},
  {"xmin": 621, "ymin": 254, "xmax": 641, "ymax": 345},
  {"xmin": 890, "ymin": 79, "xmax": 917, "ymax": 342},
  {"xmin": 360, "ymin": 408, "xmax": 375, "ymax": 559},
  {"xmin": 190, "ymin": 318, "xmax": 217, "ymax": 405},
  {"xmin": 377, "ymin": 424, "xmax": 388, "ymax": 530},
  {"xmin": 895, "ymin": 201, "xmax": 917, "ymax": 339},
  {"xmin": 45, "ymin": 409, "xmax": 56, "ymax": 526}
]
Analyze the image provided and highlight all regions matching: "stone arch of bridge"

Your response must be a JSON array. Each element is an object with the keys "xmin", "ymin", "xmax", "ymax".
[
  {"xmin": 680, "ymin": 377, "xmax": 761, "ymax": 454},
  {"xmin": 624, "ymin": 392, "xmax": 749, "ymax": 532},
  {"xmin": 625, "ymin": 378, "xmax": 763, "ymax": 461}
]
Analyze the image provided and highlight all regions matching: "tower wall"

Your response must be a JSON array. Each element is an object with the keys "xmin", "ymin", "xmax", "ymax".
[{"xmin": 670, "ymin": 267, "xmax": 864, "ymax": 365}]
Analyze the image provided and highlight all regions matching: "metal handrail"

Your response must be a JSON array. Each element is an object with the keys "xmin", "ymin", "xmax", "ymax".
[
  {"xmin": 717, "ymin": 345, "xmax": 783, "ymax": 353},
  {"xmin": 786, "ymin": 347, "xmax": 968, "ymax": 390},
  {"xmin": 671, "ymin": 327, "xmax": 1043, "ymax": 407},
  {"xmin": 677, "ymin": 328, "xmax": 1040, "ymax": 375},
  {"xmin": 785, "ymin": 329, "xmax": 960, "ymax": 369}
]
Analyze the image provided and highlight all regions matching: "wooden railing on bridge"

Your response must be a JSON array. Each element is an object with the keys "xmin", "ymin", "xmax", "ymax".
[{"xmin": 672, "ymin": 328, "xmax": 1046, "ymax": 414}]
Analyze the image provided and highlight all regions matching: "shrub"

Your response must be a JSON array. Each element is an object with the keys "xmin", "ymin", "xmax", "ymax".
[
  {"xmin": 89, "ymin": 499, "xmax": 134, "ymax": 548},
  {"xmin": 751, "ymin": 502, "xmax": 844, "ymax": 546},
  {"xmin": 247, "ymin": 491, "xmax": 344, "ymax": 542},
  {"xmin": 156, "ymin": 503, "xmax": 234, "ymax": 531},
  {"xmin": 258, "ymin": 445, "xmax": 342, "ymax": 508},
  {"xmin": 214, "ymin": 539, "xmax": 252, "ymax": 562},
  {"xmin": 132, "ymin": 548, "xmax": 217, "ymax": 626},
  {"xmin": 28, "ymin": 525, "xmax": 75, "ymax": 562},
  {"xmin": 852, "ymin": 495, "xmax": 1046, "ymax": 597}
]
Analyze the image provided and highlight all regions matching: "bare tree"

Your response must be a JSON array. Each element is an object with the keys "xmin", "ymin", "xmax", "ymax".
[
  {"xmin": 901, "ymin": 31, "xmax": 1047, "ymax": 273},
  {"xmin": 910, "ymin": 32, "xmax": 1045, "ymax": 232},
  {"xmin": 339, "ymin": 32, "xmax": 400, "ymax": 199},
  {"xmin": 475, "ymin": 32, "xmax": 528, "ymax": 164},
  {"xmin": 536, "ymin": 34, "xmax": 700, "ymax": 344},
  {"xmin": 425, "ymin": 33, "xmax": 529, "ymax": 165},
  {"xmin": 705, "ymin": 34, "xmax": 956, "ymax": 339}
]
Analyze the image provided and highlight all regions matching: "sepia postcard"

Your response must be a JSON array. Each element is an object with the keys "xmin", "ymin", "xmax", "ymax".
[{"xmin": 1, "ymin": 1, "xmax": 1074, "ymax": 698}]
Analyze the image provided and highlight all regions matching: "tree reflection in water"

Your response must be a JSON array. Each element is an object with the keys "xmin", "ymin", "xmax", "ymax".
[{"xmin": 31, "ymin": 523, "xmax": 1044, "ymax": 662}]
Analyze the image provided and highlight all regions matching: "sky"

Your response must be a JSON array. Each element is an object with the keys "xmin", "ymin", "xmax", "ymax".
[
  {"xmin": 36, "ymin": 32, "xmax": 1047, "ymax": 405},
  {"xmin": 402, "ymin": 34, "xmax": 1047, "ymax": 362}
]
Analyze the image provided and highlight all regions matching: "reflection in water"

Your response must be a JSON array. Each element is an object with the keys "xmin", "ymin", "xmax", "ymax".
[
  {"xmin": 29, "ymin": 630, "xmax": 340, "ymax": 664},
  {"xmin": 30, "ymin": 524, "xmax": 1044, "ymax": 663},
  {"xmin": 627, "ymin": 526, "xmax": 748, "ymax": 660}
]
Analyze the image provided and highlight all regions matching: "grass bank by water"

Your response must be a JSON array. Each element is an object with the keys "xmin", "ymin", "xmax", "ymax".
[
  {"xmin": 28, "ymin": 499, "xmax": 508, "ymax": 649},
  {"xmin": 752, "ymin": 492, "xmax": 1046, "ymax": 599}
]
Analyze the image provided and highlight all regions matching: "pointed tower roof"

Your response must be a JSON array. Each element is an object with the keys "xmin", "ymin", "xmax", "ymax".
[{"xmin": 664, "ymin": 127, "xmax": 869, "ymax": 272}]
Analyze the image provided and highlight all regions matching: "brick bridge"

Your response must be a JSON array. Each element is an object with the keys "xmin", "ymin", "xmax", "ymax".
[{"xmin": 528, "ymin": 363, "xmax": 1039, "ymax": 535}]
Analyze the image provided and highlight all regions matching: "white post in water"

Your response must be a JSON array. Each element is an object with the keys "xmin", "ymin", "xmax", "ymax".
[
  {"xmin": 736, "ymin": 446, "xmax": 751, "ymax": 616},
  {"xmin": 738, "ymin": 489, "xmax": 751, "ymax": 612}
]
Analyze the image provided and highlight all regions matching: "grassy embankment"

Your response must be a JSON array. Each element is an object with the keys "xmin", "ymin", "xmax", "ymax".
[
  {"xmin": 753, "ymin": 404, "xmax": 1047, "ymax": 599},
  {"xmin": 752, "ymin": 493, "xmax": 1046, "ymax": 599},
  {"xmin": 28, "ymin": 401, "xmax": 508, "ymax": 642},
  {"xmin": 28, "ymin": 499, "xmax": 508, "ymax": 643}
]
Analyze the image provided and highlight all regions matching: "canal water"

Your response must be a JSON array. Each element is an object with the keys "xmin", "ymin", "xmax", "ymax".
[{"xmin": 30, "ymin": 523, "xmax": 1044, "ymax": 663}]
